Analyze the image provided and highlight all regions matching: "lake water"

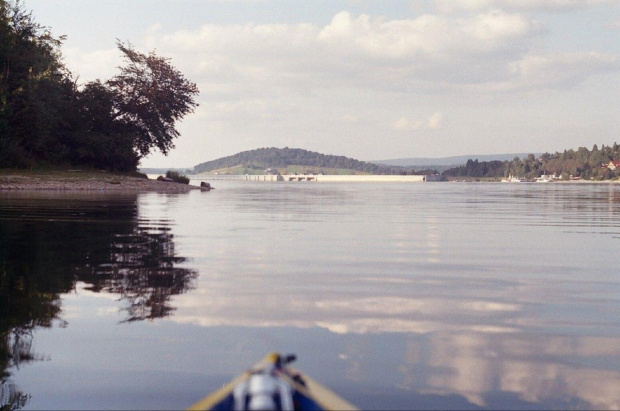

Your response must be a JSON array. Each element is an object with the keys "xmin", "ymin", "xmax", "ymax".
[{"xmin": 1, "ymin": 181, "xmax": 619, "ymax": 410}]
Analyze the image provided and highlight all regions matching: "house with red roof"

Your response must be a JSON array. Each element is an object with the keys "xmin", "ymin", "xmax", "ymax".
[{"xmin": 601, "ymin": 161, "xmax": 620, "ymax": 170}]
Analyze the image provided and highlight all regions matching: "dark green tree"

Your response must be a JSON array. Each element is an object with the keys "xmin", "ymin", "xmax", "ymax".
[
  {"xmin": 104, "ymin": 41, "xmax": 199, "ymax": 159},
  {"xmin": 66, "ymin": 80, "xmax": 139, "ymax": 171},
  {"xmin": 0, "ymin": 0, "xmax": 69, "ymax": 167}
]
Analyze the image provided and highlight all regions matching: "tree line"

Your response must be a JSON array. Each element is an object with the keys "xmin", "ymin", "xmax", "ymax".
[
  {"xmin": 193, "ymin": 147, "xmax": 436, "ymax": 175},
  {"xmin": 0, "ymin": 0, "xmax": 198, "ymax": 171},
  {"xmin": 443, "ymin": 143, "xmax": 620, "ymax": 180}
]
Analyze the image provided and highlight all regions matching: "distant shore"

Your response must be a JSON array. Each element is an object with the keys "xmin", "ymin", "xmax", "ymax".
[
  {"xmin": 0, "ymin": 170, "xmax": 198, "ymax": 192},
  {"xmin": 444, "ymin": 177, "xmax": 620, "ymax": 184}
]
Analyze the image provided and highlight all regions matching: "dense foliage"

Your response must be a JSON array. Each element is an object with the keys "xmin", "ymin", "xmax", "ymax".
[
  {"xmin": 165, "ymin": 170, "xmax": 189, "ymax": 184},
  {"xmin": 193, "ymin": 147, "xmax": 431, "ymax": 175},
  {"xmin": 443, "ymin": 144, "xmax": 620, "ymax": 180},
  {"xmin": 0, "ymin": 1, "xmax": 198, "ymax": 171}
]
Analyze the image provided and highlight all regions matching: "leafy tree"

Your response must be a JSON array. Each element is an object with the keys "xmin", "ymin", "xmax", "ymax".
[{"xmin": 105, "ymin": 41, "xmax": 199, "ymax": 159}]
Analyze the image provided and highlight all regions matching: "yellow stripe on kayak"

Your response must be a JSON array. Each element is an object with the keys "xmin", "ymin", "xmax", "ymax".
[
  {"xmin": 187, "ymin": 353, "xmax": 279, "ymax": 411},
  {"xmin": 285, "ymin": 368, "xmax": 358, "ymax": 411},
  {"xmin": 186, "ymin": 372, "xmax": 249, "ymax": 411}
]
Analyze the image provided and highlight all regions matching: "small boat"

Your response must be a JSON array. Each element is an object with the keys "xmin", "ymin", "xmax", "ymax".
[
  {"xmin": 501, "ymin": 174, "xmax": 527, "ymax": 183},
  {"xmin": 187, "ymin": 353, "xmax": 357, "ymax": 411},
  {"xmin": 535, "ymin": 174, "xmax": 556, "ymax": 183}
]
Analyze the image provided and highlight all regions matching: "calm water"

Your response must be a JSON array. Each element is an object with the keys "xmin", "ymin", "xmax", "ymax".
[{"xmin": 1, "ymin": 182, "xmax": 619, "ymax": 410}]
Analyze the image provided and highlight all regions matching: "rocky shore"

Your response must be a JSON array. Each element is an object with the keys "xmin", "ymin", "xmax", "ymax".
[{"xmin": 0, "ymin": 170, "xmax": 199, "ymax": 192}]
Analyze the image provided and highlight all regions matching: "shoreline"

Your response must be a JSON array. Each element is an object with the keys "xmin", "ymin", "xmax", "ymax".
[
  {"xmin": 445, "ymin": 179, "xmax": 620, "ymax": 184},
  {"xmin": 2, "ymin": 170, "xmax": 618, "ymax": 191},
  {"xmin": 0, "ymin": 170, "xmax": 199, "ymax": 192}
]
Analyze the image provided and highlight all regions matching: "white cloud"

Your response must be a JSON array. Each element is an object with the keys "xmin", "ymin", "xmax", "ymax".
[
  {"xmin": 428, "ymin": 112, "xmax": 444, "ymax": 129},
  {"xmin": 147, "ymin": 23, "xmax": 163, "ymax": 34},
  {"xmin": 393, "ymin": 112, "xmax": 444, "ymax": 131},
  {"xmin": 508, "ymin": 52, "xmax": 620, "ymax": 89},
  {"xmin": 317, "ymin": 10, "xmax": 536, "ymax": 58},
  {"xmin": 147, "ymin": 9, "xmax": 545, "ymax": 96},
  {"xmin": 68, "ymin": 10, "xmax": 616, "ymax": 98},
  {"xmin": 394, "ymin": 116, "xmax": 424, "ymax": 131}
]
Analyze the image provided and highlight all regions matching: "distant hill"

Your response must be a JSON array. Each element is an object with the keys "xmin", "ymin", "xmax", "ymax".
[
  {"xmin": 376, "ymin": 153, "xmax": 540, "ymax": 167},
  {"xmin": 193, "ymin": 147, "xmax": 411, "ymax": 175}
]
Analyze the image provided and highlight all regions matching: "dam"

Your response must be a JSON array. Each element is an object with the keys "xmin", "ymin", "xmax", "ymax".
[{"xmin": 193, "ymin": 174, "xmax": 441, "ymax": 182}]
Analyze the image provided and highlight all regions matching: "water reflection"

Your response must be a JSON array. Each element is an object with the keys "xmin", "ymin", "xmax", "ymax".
[
  {"xmin": 163, "ymin": 183, "xmax": 620, "ymax": 409},
  {"xmin": 0, "ymin": 192, "xmax": 196, "ymax": 407},
  {"xmin": 394, "ymin": 332, "xmax": 620, "ymax": 410},
  {"xmin": 1, "ymin": 184, "xmax": 620, "ymax": 410}
]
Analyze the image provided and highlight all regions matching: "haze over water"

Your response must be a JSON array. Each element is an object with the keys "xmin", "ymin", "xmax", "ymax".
[{"xmin": 1, "ymin": 182, "xmax": 620, "ymax": 410}]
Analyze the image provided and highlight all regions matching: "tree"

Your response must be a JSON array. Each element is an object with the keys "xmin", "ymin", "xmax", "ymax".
[
  {"xmin": 0, "ymin": 0, "xmax": 69, "ymax": 167},
  {"xmin": 1, "ymin": 2, "xmax": 199, "ymax": 171},
  {"xmin": 105, "ymin": 41, "xmax": 199, "ymax": 158},
  {"xmin": 68, "ymin": 81, "xmax": 139, "ymax": 171}
]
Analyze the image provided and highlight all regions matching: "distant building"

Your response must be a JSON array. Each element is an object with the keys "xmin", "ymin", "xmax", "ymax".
[{"xmin": 602, "ymin": 161, "xmax": 620, "ymax": 170}]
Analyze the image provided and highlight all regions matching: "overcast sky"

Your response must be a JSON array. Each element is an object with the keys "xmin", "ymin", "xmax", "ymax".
[{"xmin": 26, "ymin": 0, "xmax": 620, "ymax": 168}]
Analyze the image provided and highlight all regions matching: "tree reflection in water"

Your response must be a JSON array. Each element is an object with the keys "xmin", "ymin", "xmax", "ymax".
[
  {"xmin": 0, "ymin": 193, "xmax": 197, "ymax": 408},
  {"xmin": 80, "ymin": 226, "xmax": 197, "ymax": 322}
]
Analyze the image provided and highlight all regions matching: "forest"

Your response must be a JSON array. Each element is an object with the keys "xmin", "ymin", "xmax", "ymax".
[
  {"xmin": 0, "ymin": 0, "xmax": 198, "ymax": 171},
  {"xmin": 443, "ymin": 144, "xmax": 620, "ymax": 180}
]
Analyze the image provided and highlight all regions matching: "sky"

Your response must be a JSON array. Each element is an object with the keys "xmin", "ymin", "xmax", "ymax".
[{"xmin": 25, "ymin": 0, "xmax": 620, "ymax": 168}]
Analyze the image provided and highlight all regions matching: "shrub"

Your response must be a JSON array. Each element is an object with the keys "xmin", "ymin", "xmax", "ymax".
[{"xmin": 165, "ymin": 170, "xmax": 190, "ymax": 184}]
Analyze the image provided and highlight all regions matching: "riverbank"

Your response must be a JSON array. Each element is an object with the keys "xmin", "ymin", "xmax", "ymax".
[{"xmin": 0, "ymin": 170, "xmax": 198, "ymax": 192}]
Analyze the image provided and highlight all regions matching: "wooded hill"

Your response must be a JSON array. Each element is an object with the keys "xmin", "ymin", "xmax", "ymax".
[
  {"xmin": 193, "ymin": 147, "xmax": 433, "ymax": 175},
  {"xmin": 443, "ymin": 143, "xmax": 620, "ymax": 180}
]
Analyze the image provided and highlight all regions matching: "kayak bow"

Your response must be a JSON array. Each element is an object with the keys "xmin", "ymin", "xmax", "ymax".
[{"xmin": 188, "ymin": 353, "xmax": 357, "ymax": 411}]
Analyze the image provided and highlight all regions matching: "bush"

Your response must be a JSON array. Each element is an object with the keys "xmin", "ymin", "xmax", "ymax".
[{"xmin": 165, "ymin": 170, "xmax": 190, "ymax": 184}]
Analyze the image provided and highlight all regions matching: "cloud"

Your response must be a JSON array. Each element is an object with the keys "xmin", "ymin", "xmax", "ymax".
[
  {"xmin": 508, "ymin": 52, "xmax": 620, "ymax": 89},
  {"xmin": 316, "ymin": 10, "xmax": 537, "ymax": 59},
  {"xmin": 147, "ymin": 9, "xmax": 546, "ymax": 95},
  {"xmin": 394, "ymin": 117, "xmax": 424, "ymax": 131},
  {"xmin": 70, "ymin": 9, "xmax": 617, "ymax": 97},
  {"xmin": 393, "ymin": 112, "xmax": 443, "ymax": 131},
  {"xmin": 428, "ymin": 112, "xmax": 443, "ymax": 129}
]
